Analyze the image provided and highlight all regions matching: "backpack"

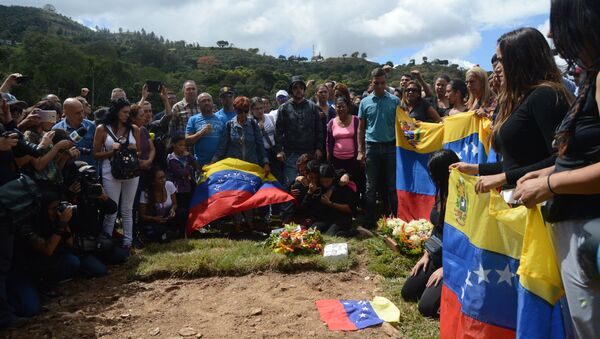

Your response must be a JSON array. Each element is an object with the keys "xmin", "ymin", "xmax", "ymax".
[
  {"xmin": 0, "ymin": 173, "xmax": 41, "ymax": 228},
  {"xmin": 104, "ymin": 125, "xmax": 140, "ymax": 180}
]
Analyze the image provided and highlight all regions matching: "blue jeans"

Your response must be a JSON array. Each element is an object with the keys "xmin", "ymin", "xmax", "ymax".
[
  {"xmin": 364, "ymin": 141, "xmax": 397, "ymax": 228},
  {"xmin": 7, "ymin": 254, "xmax": 80, "ymax": 317},
  {"xmin": 282, "ymin": 153, "xmax": 301, "ymax": 189}
]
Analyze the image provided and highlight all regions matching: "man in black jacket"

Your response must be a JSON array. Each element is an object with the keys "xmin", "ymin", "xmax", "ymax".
[{"xmin": 275, "ymin": 76, "xmax": 323, "ymax": 188}]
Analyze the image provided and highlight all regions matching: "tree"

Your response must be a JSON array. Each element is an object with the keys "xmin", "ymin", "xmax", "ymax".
[
  {"xmin": 361, "ymin": 52, "xmax": 367, "ymax": 59},
  {"xmin": 43, "ymin": 4, "xmax": 56, "ymax": 12},
  {"xmin": 288, "ymin": 55, "xmax": 297, "ymax": 62},
  {"xmin": 216, "ymin": 40, "xmax": 229, "ymax": 48},
  {"xmin": 385, "ymin": 61, "xmax": 394, "ymax": 67},
  {"xmin": 422, "ymin": 56, "xmax": 428, "ymax": 64},
  {"xmin": 118, "ymin": 27, "xmax": 123, "ymax": 34},
  {"xmin": 342, "ymin": 53, "xmax": 347, "ymax": 58},
  {"xmin": 351, "ymin": 51, "xmax": 359, "ymax": 58},
  {"xmin": 278, "ymin": 55, "xmax": 287, "ymax": 61},
  {"xmin": 409, "ymin": 59, "xmax": 416, "ymax": 66}
]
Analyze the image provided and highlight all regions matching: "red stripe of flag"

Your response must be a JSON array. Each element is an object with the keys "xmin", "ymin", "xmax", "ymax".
[
  {"xmin": 397, "ymin": 190, "xmax": 435, "ymax": 221},
  {"xmin": 315, "ymin": 300, "xmax": 358, "ymax": 331}
]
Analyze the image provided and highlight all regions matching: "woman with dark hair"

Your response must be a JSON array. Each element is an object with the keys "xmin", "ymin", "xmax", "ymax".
[
  {"xmin": 334, "ymin": 83, "xmax": 358, "ymax": 116},
  {"xmin": 403, "ymin": 81, "xmax": 442, "ymax": 123},
  {"xmin": 138, "ymin": 167, "xmax": 187, "ymax": 242},
  {"xmin": 430, "ymin": 74, "xmax": 451, "ymax": 117},
  {"xmin": 92, "ymin": 98, "xmax": 141, "ymax": 253},
  {"xmin": 445, "ymin": 79, "xmax": 468, "ymax": 116},
  {"xmin": 213, "ymin": 96, "xmax": 269, "ymax": 233},
  {"xmin": 327, "ymin": 96, "xmax": 364, "ymax": 200},
  {"xmin": 8, "ymin": 190, "xmax": 79, "ymax": 317},
  {"xmin": 315, "ymin": 84, "xmax": 336, "ymax": 122},
  {"xmin": 514, "ymin": 1, "xmax": 600, "ymax": 336},
  {"xmin": 402, "ymin": 149, "xmax": 460, "ymax": 318},
  {"xmin": 452, "ymin": 27, "xmax": 573, "ymax": 194}
]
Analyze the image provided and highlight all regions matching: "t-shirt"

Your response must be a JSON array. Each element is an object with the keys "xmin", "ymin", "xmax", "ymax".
[
  {"xmin": 140, "ymin": 180, "xmax": 177, "ymax": 217},
  {"xmin": 215, "ymin": 109, "xmax": 236, "ymax": 125},
  {"xmin": 52, "ymin": 118, "xmax": 96, "ymax": 165},
  {"xmin": 409, "ymin": 99, "xmax": 434, "ymax": 122},
  {"xmin": 331, "ymin": 118, "xmax": 355, "ymax": 159},
  {"xmin": 358, "ymin": 92, "xmax": 399, "ymax": 143},
  {"xmin": 185, "ymin": 113, "xmax": 225, "ymax": 166},
  {"xmin": 258, "ymin": 115, "xmax": 276, "ymax": 150}
]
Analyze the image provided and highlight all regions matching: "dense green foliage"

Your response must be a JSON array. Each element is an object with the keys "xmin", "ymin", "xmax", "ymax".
[{"xmin": 0, "ymin": 5, "xmax": 467, "ymax": 110}]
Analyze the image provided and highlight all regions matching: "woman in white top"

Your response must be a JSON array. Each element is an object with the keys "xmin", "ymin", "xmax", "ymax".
[
  {"xmin": 92, "ymin": 98, "xmax": 141, "ymax": 252},
  {"xmin": 138, "ymin": 167, "xmax": 187, "ymax": 242}
]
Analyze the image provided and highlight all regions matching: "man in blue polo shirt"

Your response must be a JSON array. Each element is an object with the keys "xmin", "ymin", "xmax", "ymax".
[
  {"xmin": 357, "ymin": 68, "xmax": 400, "ymax": 229},
  {"xmin": 186, "ymin": 93, "xmax": 225, "ymax": 167},
  {"xmin": 53, "ymin": 98, "xmax": 96, "ymax": 165},
  {"xmin": 215, "ymin": 86, "xmax": 236, "ymax": 124}
]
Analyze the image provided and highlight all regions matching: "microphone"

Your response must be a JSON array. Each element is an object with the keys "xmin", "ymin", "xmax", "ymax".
[{"xmin": 69, "ymin": 127, "xmax": 87, "ymax": 143}]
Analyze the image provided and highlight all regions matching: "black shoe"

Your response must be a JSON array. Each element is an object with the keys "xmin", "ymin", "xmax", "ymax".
[{"xmin": 0, "ymin": 315, "xmax": 28, "ymax": 330}]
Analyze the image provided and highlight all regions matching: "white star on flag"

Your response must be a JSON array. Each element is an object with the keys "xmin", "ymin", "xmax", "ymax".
[
  {"xmin": 357, "ymin": 301, "xmax": 368, "ymax": 305},
  {"xmin": 342, "ymin": 302, "xmax": 350, "ymax": 305},
  {"xmin": 471, "ymin": 143, "xmax": 479, "ymax": 157},
  {"xmin": 463, "ymin": 143, "xmax": 470, "ymax": 156},
  {"xmin": 461, "ymin": 286, "xmax": 465, "ymax": 300},
  {"xmin": 359, "ymin": 313, "xmax": 368, "ymax": 318},
  {"xmin": 362, "ymin": 307, "xmax": 369, "ymax": 311},
  {"xmin": 496, "ymin": 264, "xmax": 516, "ymax": 286},
  {"xmin": 474, "ymin": 263, "xmax": 491, "ymax": 284}
]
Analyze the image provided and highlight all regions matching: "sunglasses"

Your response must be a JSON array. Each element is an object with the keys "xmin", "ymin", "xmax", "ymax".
[{"xmin": 406, "ymin": 88, "xmax": 419, "ymax": 93}]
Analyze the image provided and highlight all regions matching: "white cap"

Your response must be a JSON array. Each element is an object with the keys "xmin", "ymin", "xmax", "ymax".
[{"xmin": 275, "ymin": 90, "xmax": 289, "ymax": 98}]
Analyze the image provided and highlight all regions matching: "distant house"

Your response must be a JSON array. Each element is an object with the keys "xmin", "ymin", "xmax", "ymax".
[{"xmin": 0, "ymin": 39, "xmax": 17, "ymax": 46}]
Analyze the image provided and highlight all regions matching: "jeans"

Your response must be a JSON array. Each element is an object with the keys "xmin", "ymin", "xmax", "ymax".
[
  {"xmin": 7, "ymin": 254, "xmax": 80, "ymax": 317},
  {"xmin": 282, "ymin": 153, "xmax": 301, "ymax": 189},
  {"xmin": 364, "ymin": 141, "xmax": 397, "ymax": 228},
  {"xmin": 102, "ymin": 172, "xmax": 140, "ymax": 247}
]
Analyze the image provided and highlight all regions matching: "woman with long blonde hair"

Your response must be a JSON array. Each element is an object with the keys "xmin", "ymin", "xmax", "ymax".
[{"xmin": 465, "ymin": 66, "xmax": 495, "ymax": 115}]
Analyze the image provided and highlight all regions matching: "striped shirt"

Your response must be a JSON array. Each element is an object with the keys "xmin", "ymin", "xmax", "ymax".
[{"xmin": 168, "ymin": 98, "xmax": 201, "ymax": 136}]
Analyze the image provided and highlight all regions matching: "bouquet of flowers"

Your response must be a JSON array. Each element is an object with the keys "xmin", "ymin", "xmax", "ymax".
[
  {"xmin": 377, "ymin": 217, "xmax": 434, "ymax": 255},
  {"xmin": 265, "ymin": 223, "xmax": 324, "ymax": 255}
]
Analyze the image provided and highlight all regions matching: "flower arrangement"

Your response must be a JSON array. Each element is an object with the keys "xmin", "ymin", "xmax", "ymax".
[
  {"xmin": 265, "ymin": 223, "xmax": 324, "ymax": 255},
  {"xmin": 377, "ymin": 217, "xmax": 433, "ymax": 255}
]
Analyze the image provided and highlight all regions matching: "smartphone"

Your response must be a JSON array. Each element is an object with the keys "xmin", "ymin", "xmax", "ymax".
[
  {"xmin": 146, "ymin": 80, "xmax": 162, "ymax": 93},
  {"xmin": 15, "ymin": 75, "xmax": 31, "ymax": 85},
  {"xmin": 38, "ymin": 110, "xmax": 57, "ymax": 123}
]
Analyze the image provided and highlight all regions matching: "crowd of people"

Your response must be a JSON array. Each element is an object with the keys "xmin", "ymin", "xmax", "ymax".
[{"xmin": 0, "ymin": 0, "xmax": 598, "ymax": 336}]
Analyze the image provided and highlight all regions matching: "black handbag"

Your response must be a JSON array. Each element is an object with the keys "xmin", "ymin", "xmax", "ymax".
[
  {"xmin": 0, "ymin": 173, "xmax": 42, "ymax": 227},
  {"xmin": 105, "ymin": 125, "xmax": 140, "ymax": 180},
  {"xmin": 424, "ymin": 234, "xmax": 443, "ymax": 266}
]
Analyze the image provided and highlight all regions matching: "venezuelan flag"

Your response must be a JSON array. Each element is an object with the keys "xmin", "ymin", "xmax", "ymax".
[
  {"xmin": 441, "ymin": 170, "xmax": 565, "ymax": 338},
  {"xmin": 316, "ymin": 297, "xmax": 400, "ymax": 331},
  {"xmin": 395, "ymin": 107, "xmax": 444, "ymax": 221},
  {"xmin": 186, "ymin": 158, "xmax": 294, "ymax": 234},
  {"xmin": 442, "ymin": 111, "xmax": 494, "ymax": 165}
]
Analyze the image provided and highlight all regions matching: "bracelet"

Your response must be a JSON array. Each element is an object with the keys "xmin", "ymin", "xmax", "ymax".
[{"xmin": 547, "ymin": 173, "xmax": 557, "ymax": 195}]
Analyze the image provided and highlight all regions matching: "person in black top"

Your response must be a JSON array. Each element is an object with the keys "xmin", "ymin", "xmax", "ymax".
[
  {"xmin": 514, "ymin": 1, "xmax": 600, "ymax": 337},
  {"xmin": 304, "ymin": 164, "xmax": 356, "ymax": 237},
  {"xmin": 403, "ymin": 81, "xmax": 442, "ymax": 123},
  {"xmin": 451, "ymin": 27, "xmax": 573, "ymax": 193},
  {"xmin": 401, "ymin": 149, "xmax": 459, "ymax": 318}
]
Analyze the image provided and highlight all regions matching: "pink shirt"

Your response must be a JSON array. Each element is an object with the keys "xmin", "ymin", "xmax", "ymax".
[{"xmin": 331, "ymin": 118, "xmax": 355, "ymax": 159}]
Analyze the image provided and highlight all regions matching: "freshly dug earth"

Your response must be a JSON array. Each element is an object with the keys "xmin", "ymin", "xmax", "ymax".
[{"xmin": 3, "ymin": 267, "xmax": 402, "ymax": 339}]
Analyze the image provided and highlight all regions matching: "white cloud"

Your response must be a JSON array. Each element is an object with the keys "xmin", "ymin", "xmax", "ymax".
[{"xmin": 1, "ymin": 0, "xmax": 551, "ymax": 65}]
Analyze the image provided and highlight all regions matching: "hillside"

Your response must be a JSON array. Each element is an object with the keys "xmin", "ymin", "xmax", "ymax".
[{"xmin": 0, "ymin": 5, "xmax": 467, "ymax": 108}]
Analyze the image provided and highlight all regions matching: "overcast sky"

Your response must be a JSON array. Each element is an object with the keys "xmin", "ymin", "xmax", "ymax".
[{"xmin": 1, "ymin": 0, "xmax": 553, "ymax": 70}]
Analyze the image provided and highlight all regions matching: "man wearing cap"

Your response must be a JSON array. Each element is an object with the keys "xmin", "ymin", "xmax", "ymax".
[
  {"xmin": 53, "ymin": 98, "xmax": 96, "ymax": 165},
  {"xmin": 186, "ymin": 93, "xmax": 225, "ymax": 167},
  {"xmin": 275, "ymin": 76, "xmax": 323, "ymax": 188},
  {"xmin": 215, "ymin": 86, "xmax": 236, "ymax": 124},
  {"xmin": 266, "ymin": 90, "xmax": 289, "ymax": 124},
  {"xmin": 168, "ymin": 80, "xmax": 200, "ymax": 137},
  {"xmin": 358, "ymin": 67, "xmax": 399, "ymax": 229}
]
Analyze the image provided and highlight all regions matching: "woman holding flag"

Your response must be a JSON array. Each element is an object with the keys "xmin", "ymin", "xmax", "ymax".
[
  {"xmin": 515, "ymin": 0, "xmax": 600, "ymax": 337},
  {"xmin": 452, "ymin": 27, "xmax": 572, "ymax": 195}
]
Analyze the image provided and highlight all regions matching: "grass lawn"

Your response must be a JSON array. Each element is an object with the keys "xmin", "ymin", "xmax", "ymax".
[{"xmin": 125, "ymin": 234, "xmax": 440, "ymax": 338}]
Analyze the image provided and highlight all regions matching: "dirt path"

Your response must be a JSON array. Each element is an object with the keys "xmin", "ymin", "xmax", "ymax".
[{"xmin": 3, "ymin": 267, "xmax": 402, "ymax": 338}]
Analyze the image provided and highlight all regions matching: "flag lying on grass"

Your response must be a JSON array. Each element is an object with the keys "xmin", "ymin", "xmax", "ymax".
[
  {"xmin": 441, "ymin": 170, "xmax": 565, "ymax": 338},
  {"xmin": 316, "ymin": 297, "xmax": 400, "ymax": 331},
  {"xmin": 186, "ymin": 158, "xmax": 294, "ymax": 234}
]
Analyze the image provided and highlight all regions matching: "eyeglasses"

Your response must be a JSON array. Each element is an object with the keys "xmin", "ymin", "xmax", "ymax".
[{"xmin": 406, "ymin": 88, "xmax": 419, "ymax": 93}]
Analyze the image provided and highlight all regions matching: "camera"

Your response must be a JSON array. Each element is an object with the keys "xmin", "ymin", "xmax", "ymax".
[
  {"xmin": 57, "ymin": 201, "xmax": 77, "ymax": 213},
  {"xmin": 77, "ymin": 147, "xmax": 92, "ymax": 155},
  {"xmin": 146, "ymin": 80, "xmax": 162, "ymax": 93},
  {"xmin": 1, "ymin": 129, "xmax": 43, "ymax": 157},
  {"xmin": 64, "ymin": 161, "xmax": 103, "ymax": 200},
  {"xmin": 578, "ymin": 223, "xmax": 600, "ymax": 281}
]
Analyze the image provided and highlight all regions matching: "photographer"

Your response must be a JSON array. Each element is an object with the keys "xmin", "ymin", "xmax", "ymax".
[
  {"xmin": 0, "ymin": 92, "xmax": 28, "ymax": 329},
  {"xmin": 7, "ymin": 190, "xmax": 79, "ymax": 317},
  {"xmin": 63, "ymin": 161, "xmax": 127, "ymax": 277}
]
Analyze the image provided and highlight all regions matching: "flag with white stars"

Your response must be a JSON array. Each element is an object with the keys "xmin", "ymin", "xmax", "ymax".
[
  {"xmin": 316, "ymin": 297, "xmax": 400, "ymax": 331},
  {"xmin": 441, "ymin": 171, "xmax": 565, "ymax": 339}
]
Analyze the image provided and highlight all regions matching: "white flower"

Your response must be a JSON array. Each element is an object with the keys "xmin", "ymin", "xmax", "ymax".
[{"xmin": 409, "ymin": 234, "xmax": 422, "ymax": 246}]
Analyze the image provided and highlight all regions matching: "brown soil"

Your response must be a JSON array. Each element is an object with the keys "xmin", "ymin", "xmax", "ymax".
[{"xmin": 3, "ymin": 267, "xmax": 402, "ymax": 339}]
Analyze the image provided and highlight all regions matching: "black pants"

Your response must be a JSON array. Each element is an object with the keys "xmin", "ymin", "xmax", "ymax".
[
  {"xmin": 140, "ymin": 207, "xmax": 188, "ymax": 243},
  {"xmin": 0, "ymin": 225, "xmax": 15, "ymax": 327},
  {"xmin": 401, "ymin": 260, "xmax": 442, "ymax": 318},
  {"xmin": 312, "ymin": 220, "xmax": 355, "ymax": 237}
]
